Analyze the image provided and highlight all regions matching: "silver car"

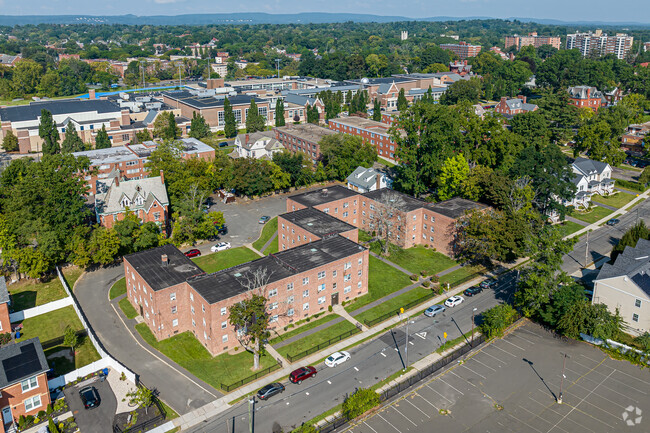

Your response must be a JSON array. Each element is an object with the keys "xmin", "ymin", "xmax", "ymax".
[{"xmin": 424, "ymin": 304, "xmax": 446, "ymax": 317}]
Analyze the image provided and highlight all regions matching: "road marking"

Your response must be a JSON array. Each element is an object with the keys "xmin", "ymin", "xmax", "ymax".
[
  {"xmin": 425, "ymin": 383, "xmax": 454, "ymax": 404},
  {"xmin": 390, "ymin": 406, "xmax": 418, "ymax": 426},
  {"xmin": 405, "ymin": 398, "xmax": 430, "ymax": 418},
  {"xmin": 377, "ymin": 413, "xmax": 403, "ymax": 433},
  {"xmin": 305, "ymin": 392, "xmax": 309, "ymax": 395},
  {"xmin": 286, "ymin": 402, "xmax": 290, "ymax": 405},
  {"xmin": 491, "ymin": 343, "xmax": 518, "ymax": 357},
  {"xmin": 409, "ymin": 341, "xmax": 414, "ymax": 346},
  {"xmin": 354, "ymin": 367, "xmax": 359, "ymax": 371},
  {"xmin": 460, "ymin": 363, "xmax": 486, "ymax": 379},
  {"xmin": 507, "ymin": 412, "xmax": 543, "ymax": 433},
  {"xmin": 613, "ymin": 368, "xmax": 650, "ymax": 387},
  {"xmin": 327, "ymin": 380, "xmax": 332, "ymax": 384},
  {"xmin": 381, "ymin": 352, "xmax": 387, "ymax": 357},
  {"xmin": 481, "ymin": 349, "xmax": 507, "ymax": 366},
  {"xmin": 439, "ymin": 378, "xmax": 464, "ymax": 395},
  {"xmin": 565, "ymin": 367, "xmax": 641, "ymax": 401},
  {"xmin": 470, "ymin": 356, "xmax": 497, "ymax": 372},
  {"xmin": 579, "ymin": 353, "xmax": 605, "ymax": 365},
  {"xmin": 415, "ymin": 332, "xmax": 427, "ymax": 339},
  {"xmin": 364, "ymin": 421, "xmax": 379, "ymax": 433},
  {"xmin": 414, "ymin": 392, "xmax": 439, "ymax": 411},
  {"xmin": 501, "ymin": 338, "xmax": 526, "ymax": 351}
]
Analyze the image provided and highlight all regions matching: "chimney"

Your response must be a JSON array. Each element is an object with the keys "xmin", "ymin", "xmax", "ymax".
[
  {"xmin": 517, "ymin": 95, "xmax": 526, "ymax": 103},
  {"xmin": 89, "ymin": 89, "xmax": 96, "ymax": 100},
  {"xmin": 500, "ymin": 96, "xmax": 507, "ymax": 104},
  {"xmin": 114, "ymin": 177, "xmax": 119, "ymax": 187},
  {"xmin": 245, "ymin": 134, "xmax": 249, "ymax": 144},
  {"xmin": 160, "ymin": 169, "xmax": 165, "ymax": 184},
  {"xmin": 161, "ymin": 254, "xmax": 168, "ymax": 266},
  {"xmin": 376, "ymin": 174, "xmax": 381, "ymax": 190}
]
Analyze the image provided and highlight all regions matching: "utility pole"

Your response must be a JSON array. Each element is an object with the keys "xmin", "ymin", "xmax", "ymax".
[
  {"xmin": 584, "ymin": 230, "xmax": 589, "ymax": 268},
  {"xmin": 471, "ymin": 307, "xmax": 477, "ymax": 346},
  {"xmin": 558, "ymin": 352, "xmax": 570, "ymax": 404},
  {"xmin": 404, "ymin": 319, "xmax": 414, "ymax": 371},
  {"xmin": 248, "ymin": 397, "xmax": 255, "ymax": 433}
]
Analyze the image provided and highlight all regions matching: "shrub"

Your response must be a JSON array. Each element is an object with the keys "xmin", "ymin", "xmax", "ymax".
[
  {"xmin": 328, "ymin": 305, "xmax": 333, "ymax": 313},
  {"xmin": 342, "ymin": 388, "xmax": 381, "ymax": 420},
  {"xmin": 120, "ymin": 372, "xmax": 126, "ymax": 381},
  {"xmin": 422, "ymin": 281, "xmax": 431, "ymax": 288},
  {"xmin": 292, "ymin": 423, "xmax": 317, "ymax": 433},
  {"xmin": 430, "ymin": 275, "xmax": 439, "ymax": 283},
  {"xmin": 49, "ymin": 418, "xmax": 60, "ymax": 433},
  {"xmin": 46, "ymin": 404, "xmax": 53, "ymax": 415},
  {"xmin": 480, "ymin": 304, "xmax": 518, "ymax": 339},
  {"xmin": 420, "ymin": 270, "xmax": 427, "ymax": 277},
  {"xmin": 409, "ymin": 274, "xmax": 418, "ymax": 281},
  {"xmin": 0, "ymin": 332, "xmax": 11, "ymax": 345},
  {"xmin": 634, "ymin": 332, "xmax": 650, "ymax": 352},
  {"xmin": 37, "ymin": 410, "xmax": 46, "ymax": 418}
]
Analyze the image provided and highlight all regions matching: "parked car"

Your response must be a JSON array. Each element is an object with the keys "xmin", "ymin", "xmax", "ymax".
[
  {"xmin": 211, "ymin": 242, "xmax": 231, "ymax": 252},
  {"xmin": 289, "ymin": 366, "xmax": 317, "ymax": 384},
  {"xmin": 257, "ymin": 383, "xmax": 285, "ymax": 400},
  {"xmin": 325, "ymin": 351, "xmax": 351, "ymax": 368},
  {"xmin": 184, "ymin": 249, "xmax": 201, "ymax": 258},
  {"xmin": 79, "ymin": 386, "xmax": 101, "ymax": 409},
  {"xmin": 480, "ymin": 279, "xmax": 497, "ymax": 289},
  {"xmin": 216, "ymin": 224, "xmax": 228, "ymax": 235},
  {"xmin": 259, "ymin": 216, "xmax": 271, "ymax": 224},
  {"xmin": 606, "ymin": 218, "xmax": 620, "ymax": 226},
  {"xmin": 463, "ymin": 286, "xmax": 483, "ymax": 297},
  {"xmin": 424, "ymin": 304, "xmax": 446, "ymax": 317},
  {"xmin": 444, "ymin": 296, "xmax": 464, "ymax": 308}
]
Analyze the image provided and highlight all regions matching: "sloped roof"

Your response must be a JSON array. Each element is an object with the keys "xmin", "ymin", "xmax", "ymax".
[
  {"xmin": 0, "ymin": 99, "xmax": 121, "ymax": 123},
  {"xmin": 236, "ymin": 131, "xmax": 278, "ymax": 151},
  {"xmin": 0, "ymin": 338, "xmax": 49, "ymax": 389},
  {"xmin": 573, "ymin": 157, "xmax": 610, "ymax": 176},
  {"xmin": 596, "ymin": 238, "xmax": 650, "ymax": 298},
  {"xmin": 95, "ymin": 175, "xmax": 169, "ymax": 216},
  {"xmin": 0, "ymin": 276, "xmax": 8, "ymax": 305},
  {"xmin": 347, "ymin": 166, "xmax": 386, "ymax": 189},
  {"xmin": 283, "ymin": 93, "xmax": 317, "ymax": 107},
  {"xmin": 567, "ymin": 86, "xmax": 604, "ymax": 100}
]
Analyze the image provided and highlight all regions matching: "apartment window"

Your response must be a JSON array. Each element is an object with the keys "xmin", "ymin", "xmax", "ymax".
[
  {"xmin": 303, "ymin": 302, "xmax": 309, "ymax": 311},
  {"xmin": 288, "ymin": 295, "xmax": 294, "ymax": 304},
  {"xmin": 270, "ymin": 315, "xmax": 278, "ymax": 323},
  {"xmin": 334, "ymin": 208, "xmax": 338, "ymax": 214},
  {"xmin": 343, "ymin": 202, "xmax": 349, "ymax": 208},
  {"xmin": 288, "ymin": 308, "xmax": 295, "ymax": 317},
  {"xmin": 170, "ymin": 293, "xmax": 176, "ymax": 301},
  {"xmin": 358, "ymin": 281, "xmax": 362, "ymax": 289},
  {"xmin": 269, "ymin": 288, "xmax": 278, "ymax": 297},
  {"xmin": 430, "ymin": 236, "xmax": 434, "ymax": 242},
  {"xmin": 413, "ymin": 215, "xmax": 417, "ymax": 220},
  {"xmin": 344, "ymin": 262, "xmax": 351, "ymax": 270},
  {"xmin": 635, "ymin": 299, "xmax": 642, "ymax": 308},
  {"xmin": 333, "ymin": 270, "xmax": 337, "ymax": 278},
  {"xmin": 233, "ymin": 109, "xmax": 242, "ymax": 123},
  {"xmin": 318, "ymin": 271, "xmax": 326, "ymax": 279},
  {"xmin": 323, "ymin": 208, "xmax": 329, "ymax": 214},
  {"xmin": 344, "ymin": 286, "xmax": 352, "ymax": 294},
  {"xmin": 303, "ymin": 277, "xmax": 309, "ymax": 285},
  {"xmin": 192, "ymin": 319, "xmax": 196, "ymax": 327},
  {"xmin": 172, "ymin": 319, "xmax": 178, "ymax": 327},
  {"xmin": 221, "ymin": 321, "xmax": 227, "ymax": 329},
  {"xmin": 191, "ymin": 306, "xmax": 195, "ymax": 315},
  {"xmin": 318, "ymin": 296, "xmax": 326, "ymax": 305},
  {"xmin": 358, "ymin": 258, "xmax": 363, "ymax": 265},
  {"xmin": 222, "ymin": 335, "xmax": 228, "ymax": 343},
  {"xmin": 431, "ymin": 227, "xmax": 435, "ymax": 232},
  {"xmin": 24, "ymin": 395, "xmax": 42, "ymax": 412},
  {"xmin": 333, "ymin": 282, "xmax": 337, "ymax": 290},
  {"xmin": 318, "ymin": 283, "xmax": 326, "ymax": 292},
  {"xmin": 218, "ymin": 111, "xmax": 225, "ymax": 126},
  {"xmin": 269, "ymin": 302, "xmax": 278, "ymax": 310},
  {"xmin": 171, "ymin": 306, "xmax": 177, "ymax": 314},
  {"xmin": 190, "ymin": 293, "xmax": 194, "ymax": 301},
  {"xmin": 21, "ymin": 376, "xmax": 38, "ymax": 392},
  {"xmin": 221, "ymin": 307, "xmax": 227, "ymax": 315},
  {"xmin": 202, "ymin": 304, "xmax": 205, "ymax": 313},
  {"xmin": 633, "ymin": 314, "xmax": 639, "ymax": 322},
  {"xmin": 303, "ymin": 289, "xmax": 309, "ymax": 298},
  {"xmin": 343, "ymin": 212, "xmax": 348, "ymax": 217},
  {"xmin": 358, "ymin": 269, "xmax": 362, "ymax": 276},
  {"xmin": 204, "ymin": 331, "xmax": 208, "ymax": 340},
  {"xmin": 287, "ymin": 282, "xmax": 294, "ymax": 291},
  {"xmin": 424, "ymin": 224, "xmax": 428, "ymax": 230},
  {"xmin": 424, "ymin": 214, "xmax": 428, "ymax": 220},
  {"xmin": 344, "ymin": 274, "xmax": 352, "ymax": 282}
]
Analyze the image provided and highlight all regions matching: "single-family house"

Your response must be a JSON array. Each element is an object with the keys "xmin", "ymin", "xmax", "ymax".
[
  {"xmin": 233, "ymin": 131, "xmax": 285, "ymax": 159},
  {"xmin": 552, "ymin": 157, "xmax": 614, "ymax": 218},
  {"xmin": 346, "ymin": 167, "xmax": 392, "ymax": 193}
]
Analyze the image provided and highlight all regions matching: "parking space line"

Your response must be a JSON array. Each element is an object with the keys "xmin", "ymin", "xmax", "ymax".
[
  {"xmin": 469, "ymin": 356, "xmax": 497, "ymax": 372},
  {"xmin": 460, "ymin": 363, "xmax": 487, "ymax": 379},
  {"xmin": 579, "ymin": 353, "xmax": 605, "ymax": 365},
  {"xmin": 413, "ymin": 392, "xmax": 439, "ymax": 411},
  {"xmin": 566, "ymin": 374, "xmax": 630, "ymax": 409},
  {"xmin": 389, "ymin": 406, "xmax": 418, "ymax": 426},
  {"xmin": 439, "ymin": 378, "xmax": 464, "ymax": 395},
  {"xmin": 518, "ymin": 327, "xmax": 547, "ymax": 340},
  {"xmin": 377, "ymin": 413, "xmax": 403, "ymax": 433},
  {"xmin": 506, "ymin": 412, "xmax": 543, "ymax": 433},
  {"xmin": 450, "ymin": 370, "xmax": 480, "ymax": 390},
  {"xmin": 501, "ymin": 338, "xmax": 527, "ymax": 351},
  {"xmin": 613, "ymin": 368, "xmax": 650, "ymax": 387},
  {"xmin": 425, "ymin": 383, "xmax": 454, "ymax": 404},
  {"xmin": 491, "ymin": 342, "xmax": 518, "ymax": 357},
  {"xmin": 364, "ymin": 421, "xmax": 379, "ymax": 433},
  {"xmin": 480, "ymin": 349, "xmax": 507, "ymax": 366},
  {"xmin": 511, "ymin": 333, "xmax": 536, "ymax": 345},
  {"xmin": 405, "ymin": 398, "xmax": 430, "ymax": 418},
  {"xmin": 573, "ymin": 394, "xmax": 622, "ymax": 424},
  {"xmin": 516, "ymin": 405, "xmax": 571, "ymax": 433}
]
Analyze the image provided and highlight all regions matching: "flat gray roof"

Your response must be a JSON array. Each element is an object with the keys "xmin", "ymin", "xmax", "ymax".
[
  {"xmin": 279, "ymin": 207, "xmax": 356, "ymax": 237},
  {"xmin": 289, "ymin": 185, "xmax": 359, "ymax": 208}
]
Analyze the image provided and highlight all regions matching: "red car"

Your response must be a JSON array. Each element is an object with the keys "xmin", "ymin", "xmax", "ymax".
[
  {"xmin": 289, "ymin": 366, "xmax": 317, "ymax": 384},
  {"xmin": 184, "ymin": 249, "xmax": 201, "ymax": 258}
]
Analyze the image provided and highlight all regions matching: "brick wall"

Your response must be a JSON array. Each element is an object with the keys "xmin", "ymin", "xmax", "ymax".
[
  {"xmin": 0, "ymin": 303, "xmax": 9, "ymax": 335},
  {"xmin": 0, "ymin": 373, "xmax": 51, "ymax": 424}
]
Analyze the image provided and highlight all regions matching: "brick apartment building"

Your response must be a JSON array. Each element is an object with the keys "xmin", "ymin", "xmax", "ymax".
[
  {"xmin": 494, "ymin": 96, "xmax": 539, "ymax": 117},
  {"xmin": 278, "ymin": 207, "xmax": 359, "ymax": 251},
  {"xmin": 0, "ymin": 338, "xmax": 51, "ymax": 429},
  {"xmin": 504, "ymin": 32, "xmax": 562, "ymax": 50},
  {"xmin": 439, "ymin": 42, "xmax": 482, "ymax": 60},
  {"xmin": 567, "ymin": 86, "xmax": 607, "ymax": 111},
  {"xmin": 328, "ymin": 117, "xmax": 399, "ymax": 162},
  {"xmin": 73, "ymin": 138, "xmax": 214, "ymax": 195},
  {"xmin": 274, "ymin": 124, "xmax": 336, "ymax": 162},
  {"xmin": 566, "ymin": 30, "xmax": 633, "ymax": 60},
  {"xmin": 95, "ymin": 174, "xmax": 170, "ymax": 233},
  {"xmin": 286, "ymin": 185, "xmax": 487, "ymax": 255},
  {"xmin": 123, "ymin": 236, "xmax": 368, "ymax": 356},
  {"xmin": 0, "ymin": 277, "xmax": 9, "ymax": 336}
]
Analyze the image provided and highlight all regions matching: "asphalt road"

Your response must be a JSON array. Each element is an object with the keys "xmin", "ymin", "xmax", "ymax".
[
  {"xmin": 64, "ymin": 378, "xmax": 116, "ymax": 433},
  {"xmin": 561, "ymin": 197, "xmax": 650, "ymax": 275},
  {"xmin": 185, "ymin": 274, "xmax": 518, "ymax": 433},
  {"xmin": 345, "ymin": 321, "xmax": 649, "ymax": 433}
]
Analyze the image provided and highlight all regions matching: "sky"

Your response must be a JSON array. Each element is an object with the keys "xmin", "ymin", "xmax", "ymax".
[{"xmin": 0, "ymin": 0, "xmax": 648, "ymax": 23}]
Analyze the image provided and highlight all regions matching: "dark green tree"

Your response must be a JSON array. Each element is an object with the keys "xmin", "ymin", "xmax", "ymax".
[
  {"xmin": 38, "ymin": 109, "xmax": 60, "ymax": 155},
  {"xmin": 94, "ymin": 124, "xmax": 111, "ymax": 149},
  {"xmin": 372, "ymin": 99, "xmax": 381, "ymax": 121},
  {"xmin": 397, "ymin": 88, "xmax": 408, "ymax": 112},
  {"xmin": 1, "ymin": 129, "xmax": 19, "ymax": 152},
  {"xmin": 165, "ymin": 112, "xmax": 180, "ymax": 140},
  {"xmin": 319, "ymin": 134, "xmax": 377, "ymax": 181},
  {"xmin": 440, "ymin": 79, "xmax": 481, "ymax": 105},
  {"xmin": 224, "ymin": 97, "xmax": 237, "ymax": 138},
  {"xmin": 189, "ymin": 112, "xmax": 210, "ymax": 139},
  {"xmin": 306, "ymin": 104, "xmax": 319, "ymax": 124},
  {"xmin": 246, "ymin": 99, "xmax": 266, "ymax": 133},
  {"xmin": 275, "ymin": 99, "xmax": 285, "ymax": 127},
  {"xmin": 61, "ymin": 122, "xmax": 85, "ymax": 153},
  {"xmin": 611, "ymin": 221, "xmax": 649, "ymax": 261}
]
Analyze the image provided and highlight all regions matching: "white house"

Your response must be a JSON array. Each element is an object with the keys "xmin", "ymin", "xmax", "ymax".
[
  {"xmin": 562, "ymin": 157, "xmax": 615, "ymax": 209},
  {"xmin": 233, "ymin": 131, "xmax": 285, "ymax": 159},
  {"xmin": 346, "ymin": 166, "xmax": 392, "ymax": 193}
]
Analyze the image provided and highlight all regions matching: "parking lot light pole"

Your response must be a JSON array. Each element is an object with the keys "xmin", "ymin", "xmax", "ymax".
[
  {"xmin": 405, "ymin": 319, "xmax": 415, "ymax": 371},
  {"xmin": 248, "ymin": 397, "xmax": 255, "ymax": 433},
  {"xmin": 471, "ymin": 308, "xmax": 477, "ymax": 346},
  {"xmin": 558, "ymin": 352, "xmax": 570, "ymax": 404}
]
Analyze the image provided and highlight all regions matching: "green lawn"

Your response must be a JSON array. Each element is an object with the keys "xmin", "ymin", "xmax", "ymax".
[
  {"xmin": 590, "ymin": 191, "xmax": 636, "ymax": 209},
  {"xmin": 353, "ymin": 286, "xmax": 433, "ymax": 325},
  {"xmin": 345, "ymin": 256, "xmax": 413, "ymax": 313},
  {"xmin": 61, "ymin": 267, "xmax": 84, "ymax": 289},
  {"xmin": 109, "ymin": 278, "xmax": 127, "ymax": 299},
  {"xmin": 556, "ymin": 221, "xmax": 584, "ymax": 238},
  {"xmin": 378, "ymin": 157, "xmax": 397, "ymax": 168},
  {"xmin": 263, "ymin": 238, "xmax": 279, "ymax": 255},
  {"xmin": 569, "ymin": 206, "xmax": 614, "ymax": 224},
  {"xmin": 613, "ymin": 178, "xmax": 647, "ymax": 192},
  {"xmin": 439, "ymin": 265, "xmax": 484, "ymax": 288},
  {"xmin": 375, "ymin": 245, "xmax": 458, "ymax": 276},
  {"xmin": 358, "ymin": 230, "xmax": 373, "ymax": 243},
  {"xmin": 9, "ymin": 277, "xmax": 68, "ymax": 312},
  {"xmin": 119, "ymin": 297, "xmax": 139, "ymax": 319},
  {"xmin": 276, "ymin": 320, "xmax": 359, "ymax": 359},
  {"xmin": 192, "ymin": 247, "xmax": 260, "ymax": 273},
  {"xmin": 46, "ymin": 337, "xmax": 101, "ymax": 376},
  {"xmin": 252, "ymin": 217, "xmax": 278, "ymax": 252},
  {"xmin": 270, "ymin": 314, "xmax": 339, "ymax": 345},
  {"xmin": 135, "ymin": 325, "xmax": 278, "ymax": 390}
]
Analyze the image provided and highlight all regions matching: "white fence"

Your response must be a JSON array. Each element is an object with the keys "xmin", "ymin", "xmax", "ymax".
[
  {"xmin": 580, "ymin": 332, "xmax": 649, "ymax": 364},
  {"xmin": 48, "ymin": 356, "xmax": 137, "ymax": 390},
  {"xmin": 9, "ymin": 297, "xmax": 74, "ymax": 323}
]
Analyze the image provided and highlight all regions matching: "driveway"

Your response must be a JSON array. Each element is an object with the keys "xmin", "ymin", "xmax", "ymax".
[
  {"xmin": 64, "ymin": 378, "xmax": 116, "ymax": 433},
  {"xmin": 74, "ymin": 266, "xmax": 219, "ymax": 414}
]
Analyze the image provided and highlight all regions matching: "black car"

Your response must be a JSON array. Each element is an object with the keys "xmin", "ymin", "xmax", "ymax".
[
  {"xmin": 606, "ymin": 218, "xmax": 620, "ymax": 226},
  {"xmin": 257, "ymin": 382, "xmax": 285, "ymax": 400},
  {"xmin": 479, "ymin": 279, "xmax": 497, "ymax": 289},
  {"xmin": 79, "ymin": 386, "xmax": 101, "ymax": 409},
  {"xmin": 463, "ymin": 286, "xmax": 483, "ymax": 297}
]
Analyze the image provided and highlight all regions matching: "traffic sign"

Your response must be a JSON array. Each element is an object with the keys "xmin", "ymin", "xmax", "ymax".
[{"xmin": 443, "ymin": 332, "xmax": 447, "ymax": 339}]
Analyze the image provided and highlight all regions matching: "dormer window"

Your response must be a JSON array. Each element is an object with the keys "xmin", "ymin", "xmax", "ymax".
[{"xmin": 121, "ymin": 197, "xmax": 131, "ymax": 207}]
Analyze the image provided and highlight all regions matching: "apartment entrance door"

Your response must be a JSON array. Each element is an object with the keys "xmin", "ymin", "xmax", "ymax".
[{"xmin": 331, "ymin": 292, "xmax": 339, "ymax": 306}]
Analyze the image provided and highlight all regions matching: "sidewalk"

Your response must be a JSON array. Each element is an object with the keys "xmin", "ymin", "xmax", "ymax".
[
  {"xmin": 333, "ymin": 305, "xmax": 367, "ymax": 331},
  {"xmin": 369, "ymin": 251, "xmax": 414, "ymax": 276},
  {"xmin": 260, "ymin": 232, "xmax": 278, "ymax": 253}
]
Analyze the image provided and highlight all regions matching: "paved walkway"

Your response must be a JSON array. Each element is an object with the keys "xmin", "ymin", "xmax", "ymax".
[
  {"xmin": 438, "ymin": 263, "xmax": 462, "ymax": 277},
  {"xmin": 333, "ymin": 305, "xmax": 367, "ymax": 331},
  {"xmin": 273, "ymin": 315, "xmax": 346, "ymax": 349},
  {"xmin": 264, "ymin": 344, "xmax": 289, "ymax": 366},
  {"xmin": 260, "ymin": 232, "xmax": 278, "ymax": 254},
  {"xmin": 369, "ymin": 251, "xmax": 414, "ymax": 276},
  {"xmin": 566, "ymin": 215, "xmax": 590, "ymax": 226},
  {"xmin": 593, "ymin": 202, "xmax": 619, "ymax": 212},
  {"xmin": 246, "ymin": 243, "xmax": 265, "ymax": 257}
]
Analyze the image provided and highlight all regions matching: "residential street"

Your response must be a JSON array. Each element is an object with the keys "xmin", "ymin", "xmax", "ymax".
[{"xmin": 184, "ymin": 273, "xmax": 518, "ymax": 433}]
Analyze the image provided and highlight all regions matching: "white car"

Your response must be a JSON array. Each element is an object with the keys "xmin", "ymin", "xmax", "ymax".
[
  {"xmin": 325, "ymin": 351, "xmax": 351, "ymax": 368},
  {"xmin": 445, "ymin": 295, "xmax": 464, "ymax": 308},
  {"xmin": 211, "ymin": 242, "xmax": 231, "ymax": 252}
]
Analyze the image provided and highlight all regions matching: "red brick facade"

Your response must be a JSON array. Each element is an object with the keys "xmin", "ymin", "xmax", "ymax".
[
  {"xmin": 0, "ymin": 303, "xmax": 9, "ymax": 335},
  {"xmin": 328, "ymin": 118, "xmax": 398, "ymax": 162},
  {"xmin": 0, "ymin": 373, "xmax": 51, "ymax": 424}
]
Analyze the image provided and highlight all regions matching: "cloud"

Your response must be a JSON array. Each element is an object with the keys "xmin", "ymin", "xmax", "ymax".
[{"xmin": 153, "ymin": 0, "xmax": 180, "ymax": 4}]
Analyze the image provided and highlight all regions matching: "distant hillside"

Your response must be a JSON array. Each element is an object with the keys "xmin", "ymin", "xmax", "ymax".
[{"xmin": 0, "ymin": 12, "xmax": 647, "ymax": 27}]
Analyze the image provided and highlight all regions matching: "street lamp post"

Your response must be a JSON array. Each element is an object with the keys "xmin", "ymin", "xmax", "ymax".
[
  {"xmin": 404, "ymin": 319, "xmax": 415, "ymax": 371},
  {"xmin": 471, "ymin": 307, "xmax": 477, "ymax": 346},
  {"xmin": 248, "ymin": 397, "xmax": 255, "ymax": 433},
  {"xmin": 275, "ymin": 59, "xmax": 281, "ymax": 79},
  {"xmin": 558, "ymin": 352, "xmax": 570, "ymax": 404}
]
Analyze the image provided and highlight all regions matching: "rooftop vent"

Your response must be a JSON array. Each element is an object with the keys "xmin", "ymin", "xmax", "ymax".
[
  {"xmin": 321, "ymin": 188, "xmax": 328, "ymax": 197},
  {"xmin": 161, "ymin": 254, "xmax": 168, "ymax": 266},
  {"xmin": 310, "ymin": 248, "xmax": 317, "ymax": 252},
  {"xmin": 233, "ymin": 272, "xmax": 242, "ymax": 277}
]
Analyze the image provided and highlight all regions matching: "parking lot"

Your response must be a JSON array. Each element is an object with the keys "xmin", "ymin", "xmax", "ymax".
[
  {"xmin": 63, "ymin": 377, "xmax": 117, "ymax": 433},
  {"xmin": 346, "ymin": 321, "xmax": 648, "ymax": 433}
]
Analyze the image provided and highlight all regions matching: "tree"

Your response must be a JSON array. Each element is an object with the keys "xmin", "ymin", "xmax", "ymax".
[
  {"xmin": 634, "ymin": 332, "xmax": 650, "ymax": 352},
  {"xmin": 63, "ymin": 325, "xmax": 79, "ymax": 353},
  {"xmin": 372, "ymin": 99, "xmax": 381, "ymax": 122},
  {"xmin": 480, "ymin": 304, "xmax": 518, "ymax": 339},
  {"xmin": 397, "ymin": 88, "xmax": 408, "ymax": 112},
  {"xmin": 611, "ymin": 220, "xmax": 649, "ymax": 261},
  {"xmin": 61, "ymin": 122, "xmax": 85, "ymax": 153},
  {"xmin": 48, "ymin": 419, "xmax": 60, "ymax": 433},
  {"xmin": 87, "ymin": 226, "xmax": 120, "ymax": 265},
  {"xmin": 135, "ymin": 129, "xmax": 152, "ymax": 143},
  {"xmin": 440, "ymin": 79, "xmax": 481, "ymax": 105},
  {"xmin": 319, "ymin": 134, "xmax": 377, "ymax": 181},
  {"xmin": 273, "ymin": 151, "xmax": 312, "ymax": 187},
  {"xmin": 342, "ymin": 388, "xmax": 380, "ymax": 420},
  {"xmin": 639, "ymin": 167, "xmax": 650, "ymax": 185},
  {"xmin": 189, "ymin": 112, "xmax": 210, "ymax": 139},
  {"xmin": 95, "ymin": 124, "xmax": 111, "ymax": 149},
  {"xmin": 246, "ymin": 99, "xmax": 266, "ymax": 133},
  {"xmin": 2, "ymin": 130, "xmax": 19, "ymax": 152},
  {"xmin": 275, "ymin": 99, "xmax": 285, "ymax": 127},
  {"xmin": 224, "ymin": 97, "xmax": 237, "ymax": 138},
  {"xmin": 437, "ymin": 153, "xmax": 469, "ymax": 200},
  {"xmin": 306, "ymin": 105, "xmax": 319, "ymax": 124},
  {"xmin": 373, "ymin": 190, "xmax": 406, "ymax": 255},
  {"xmin": 39, "ymin": 109, "xmax": 60, "ymax": 155},
  {"xmin": 165, "ymin": 112, "xmax": 180, "ymax": 140},
  {"xmin": 126, "ymin": 386, "xmax": 154, "ymax": 415}
]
